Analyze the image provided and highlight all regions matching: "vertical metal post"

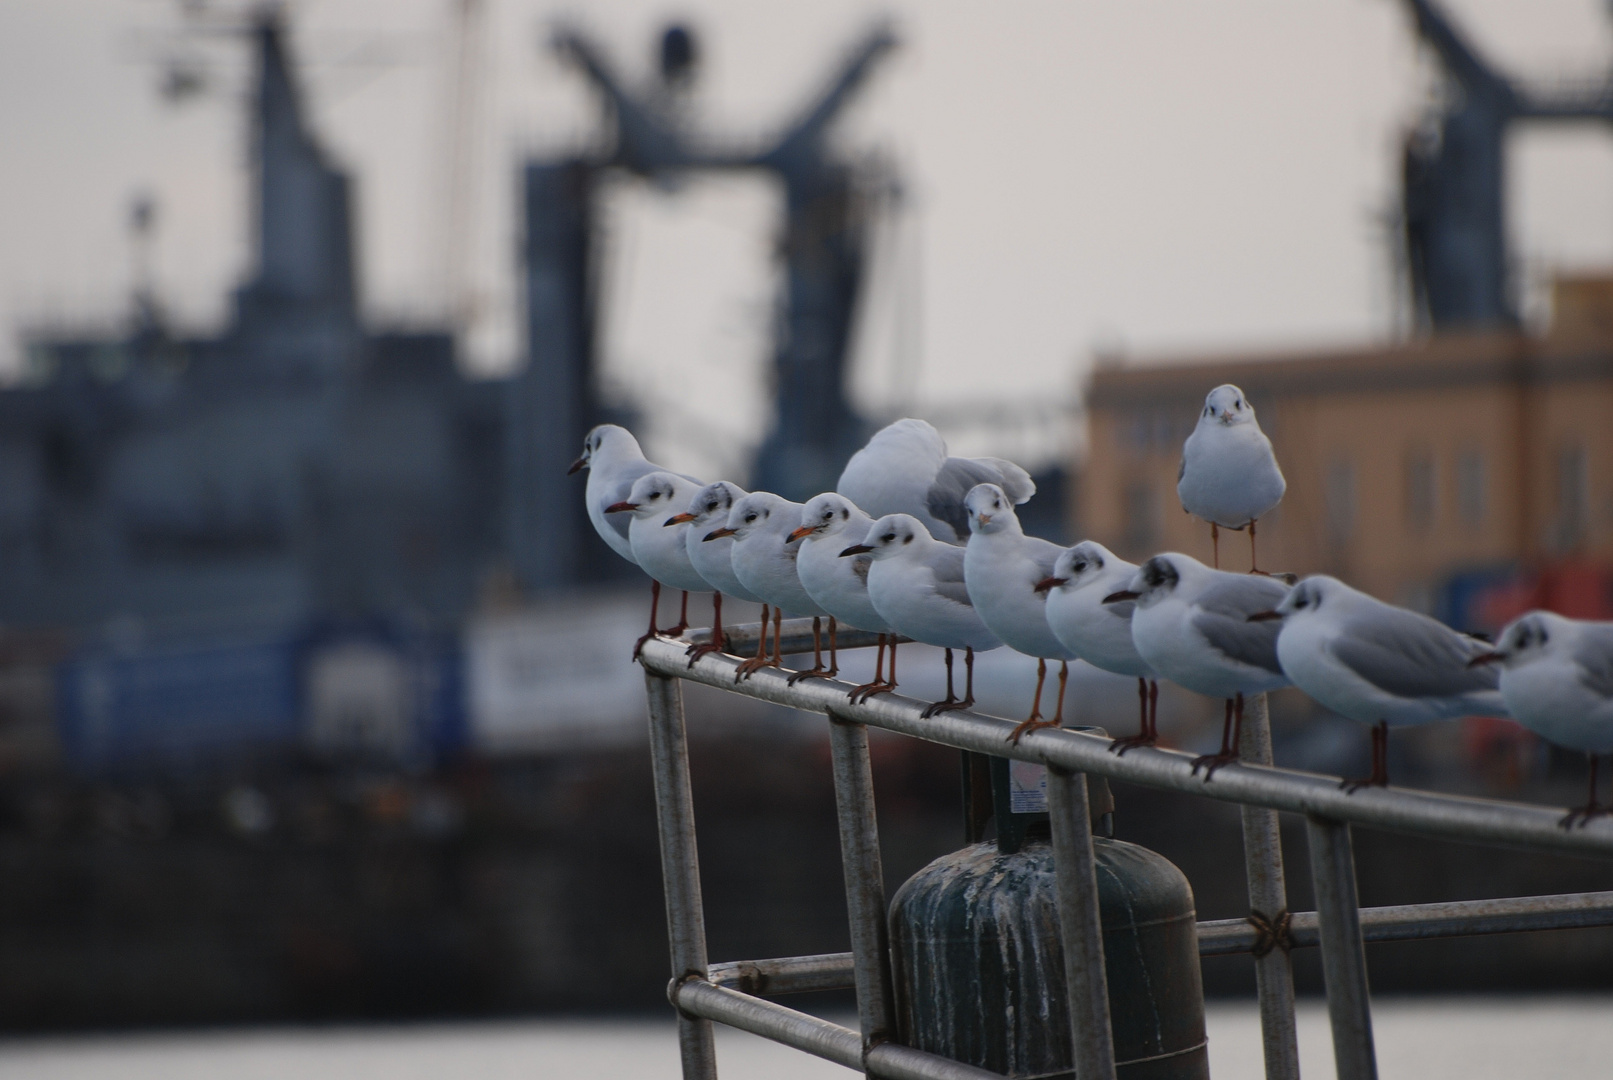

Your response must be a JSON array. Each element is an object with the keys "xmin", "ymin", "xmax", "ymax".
[
  {"xmin": 1238, "ymin": 693, "xmax": 1302, "ymax": 1080},
  {"xmin": 645, "ymin": 672, "xmax": 719, "ymax": 1080},
  {"xmin": 1305, "ymin": 815, "xmax": 1378, "ymax": 1080},
  {"xmin": 827, "ymin": 715, "xmax": 895, "ymax": 1068},
  {"xmin": 1046, "ymin": 766, "xmax": 1118, "ymax": 1080}
]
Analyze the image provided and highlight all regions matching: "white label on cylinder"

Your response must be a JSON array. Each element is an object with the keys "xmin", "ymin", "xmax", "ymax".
[{"xmin": 1009, "ymin": 759, "xmax": 1049, "ymax": 814}]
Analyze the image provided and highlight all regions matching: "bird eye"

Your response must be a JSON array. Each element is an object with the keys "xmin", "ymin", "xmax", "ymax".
[
  {"xmin": 882, "ymin": 532, "xmax": 896, "ymax": 543},
  {"xmin": 1073, "ymin": 560, "xmax": 1087, "ymax": 573},
  {"xmin": 706, "ymin": 501, "xmax": 717, "ymax": 512},
  {"xmin": 824, "ymin": 511, "xmax": 833, "ymax": 521},
  {"xmin": 1539, "ymin": 629, "xmax": 1549, "ymax": 644},
  {"xmin": 745, "ymin": 514, "xmax": 757, "ymax": 523},
  {"xmin": 903, "ymin": 534, "xmax": 913, "ymax": 544},
  {"xmin": 841, "ymin": 509, "xmax": 849, "ymax": 519}
]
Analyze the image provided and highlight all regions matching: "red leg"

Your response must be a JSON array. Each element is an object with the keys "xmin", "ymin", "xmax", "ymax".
[
  {"xmin": 848, "ymin": 633, "xmax": 892, "ymax": 703},
  {"xmin": 632, "ymin": 580, "xmax": 662, "ymax": 659},
  {"xmin": 771, "ymin": 607, "xmax": 783, "ymax": 668},
  {"xmin": 1211, "ymin": 522, "xmax": 1220, "ymax": 569},
  {"xmin": 1007, "ymin": 658, "xmax": 1060, "ymax": 743},
  {"xmin": 1192, "ymin": 695, "xmax": 1244, "ymax": 778},
  {"xmin": 734, "ymin": 603, "xmax": 771, "ymax": 681},
  {"xmin": 663, "ymin": 591, "xmax": 692, "ymax": 638},
  {"xmin": 788, "ymin": 615, "xmax": 837, "ymax": 685},
  {"xmin": 921, "ymin": 649, "xmax": 958, "ymax": 718},
  {"xmin": 1248, "ymin": 519, "xmax": 1259, "ymax": 574},
  {"xmin": 1052, "ymin": 661, "xmax": 1068, "ymax": 725},
  {"xmin": 687, "ymin": 592, "xmax": 727, "ymax": 665},
  {"xmin": 1341, "ymin": 719, "xmax": 1391, "ymax": 793},
  {"xmin": 1149, "ymin": 680, "xmax": 1159, "ymax": 741},
  {"xmin": 1111, "ymin": 675, "xmax": 1158, "ymax": 755},
  {"xmin": 1562, "ymin": 754, "xmax": 1609, "ymax": 828}
]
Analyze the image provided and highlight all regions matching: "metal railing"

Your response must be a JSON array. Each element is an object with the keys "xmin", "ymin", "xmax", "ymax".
[{"xmin": 641, "ymin": 619, "xmax": 1613, "ymax": 1080}]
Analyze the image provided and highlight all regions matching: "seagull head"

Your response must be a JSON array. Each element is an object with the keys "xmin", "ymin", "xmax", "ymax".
[
  {"xmin": 620, "ymin": 472, "xmax": 689, "ymax": 522},
  {"xmin": 791, "ymin": 492, "xmax": 861, "ymax": 543},
  {"xmin": 719, "ymin": 491, "xmax": 790, "ymax": 544},
  {"xmin": 1108, "ymin": 554, "xmax": 1184, "ymax": 608},
  {"xmin": 671, "ymin": 481, "xmax": 743, "ymax": 529},
  {"xmin": 964, "ymin": 484, "xmax": 1015, "ymax": 536},
  {"xmin": 1478, "ymin": 611, "xmax": 1569, "ymax": 670},
  {"xmin": 569, "ymin": 423, "xmax": 639, "ymax": 475},
  {"xmin": 844, "ymin": 514, "xmax": 925, "ymax": 561},
  {"xmin": 1042, "ymin": 541, "xmax": 1113, "ymax": 594},
  {"xmin": 1200, "ymin": 384, "xmax": 1256, "ymax": 428}
]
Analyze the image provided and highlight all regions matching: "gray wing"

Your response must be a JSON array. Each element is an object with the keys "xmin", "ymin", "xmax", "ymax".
[
  {"xmin": 975, "ymin": 457, "xmax": 1036, "ymax": 503},
  {"xmin": 1191, "ymin": 575, "xmax": 1290, "ymax": 674},
  {"xmin": 851, "ymin": 554, "xmax": 872, "ymax": 585},
  {"xmin": 1105, "ymin": 599, "xmax": 1135, "ymax": 620},
  {"xmin": 1574, "ymin": 625, "xmax": 1613, "ymax": 697},
  {"xmin": 928, "ymin": 545, "xmax": 975, "ymax": 607},
  {"xmin": 1024, "ymin": 535, "xmax": 1065, "ymax": 579},
  {"xmin": 925, "ymin": 458, "xmax": 1003, "ymax": 540},
  {"xmin": 1331, "ymin": 608, "xmax": 1497, "ymax": 698}
]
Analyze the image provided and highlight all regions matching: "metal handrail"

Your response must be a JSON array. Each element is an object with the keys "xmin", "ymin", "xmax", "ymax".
[{"xmin": 639, "ymin": 620, "xmax": 1613, "ymax": 1080}]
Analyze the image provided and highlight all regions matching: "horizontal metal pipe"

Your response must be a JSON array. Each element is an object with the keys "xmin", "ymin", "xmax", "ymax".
[
  {"xmin": 681, "ymin": 618, "xmax": 901, "ymax": 657},
  {"xmin": 708, "ymin": 952, "xmax": 862, "ymax": 995},
  {"xmin": 638, "ymin": 637, "xmax": 1613, "ymax": 858},
  {"xmin": 672, "ymin": 979, "xmax": 1006, "ymax": 1080},
  {"xmin": 1198, "ymin": 890, "xmax": 1613, "ymax": 955}
]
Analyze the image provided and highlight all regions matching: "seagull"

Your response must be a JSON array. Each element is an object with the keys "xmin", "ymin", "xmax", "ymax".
[
  {"xmin": 569, "ymin": 423, "xmax": 698, "ymax": 564},
  {"xmin": 1177, "ymin": 385, "xmax": 1285, "ymax": 572},
  {"xmin": 1256, "ymin": 575, "xmax": 1507, "ymax": 792},
  {"xmin": 1037, "ymin": 541, "xmax": 1160, "ymax": 754},
  {"xmin": 606, "ymin": 472, "xmax": 710, "ymax": 658},
  {"xmin": 1107, "ymin": 552, "xmax": 1289, "ymax": 778},
  {"xmin": 706, "ymin": 492, "xmax": 826, "ymax": 682},
  {"xmin": 844, "ymin": 513, "xmax": 1001, "ymax": 717},
  {"xmin": 665, "ymin": 482, "xmax": 761, "ymax": 666},
  {"xmin": 836, "ymin": 418, "xmax": 1036, "ymax": 544},
  {"xmin": 1472, "ymin": 611, "xmax": 1613, "ymax": 826},
  {"xmin": 790, "ymin": 492, "xmax": 893, "ymax": 696},
  {"xmin": 961, "ymin": 484, "xmax": 1077, "ymax": 744}
]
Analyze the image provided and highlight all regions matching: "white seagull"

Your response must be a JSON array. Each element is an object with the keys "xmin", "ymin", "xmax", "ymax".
[
  {"xmin": 961, "ymin": 484, "xmax": 1077, "ymax": 743},
  {"xmin": 1037, "ymin": 541, "xmax": 1160, "ymax": 754},
  {"xmin": 706, "ymin": 492, "xmax": 826, "ymax": 682},
  {"xmin": 844, "ymin": 513, "xmax": 1002, "ymax": 716},
  {"xmin": 837, "ymin": 418, "xmax": 1036, "ymax": 544},
  {"xmin": 1475, "ymin": 611, "xmax": 1613, "ymax": 826},
  {"xmin": 1107, "ymin": 552, "xmax": 1290, "ymax": 778},
  {"xmin": 790, "ymin": 492, "xmax": 893, "ymax": 696},
  {"xmin": 665, "ymin": 481, "xmax": 760, "ymax": 665},
  {"xmin": 606, "ymin": 472, "xmax": 710, "ymax": 657},
  {"xmin": 1177, "ymin": 385, "xmax": 1285, "ymax": 571},
  {"xmin": 1257, "ymin": 575, "xmax": 1507, "ymax": 791},
  {"xmin": 570, "ymin": 423, "xmax": 698, "ymax": 564}
]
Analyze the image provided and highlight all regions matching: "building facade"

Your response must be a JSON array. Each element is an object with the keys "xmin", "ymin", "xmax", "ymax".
[{"xmin": 1081, "ymin": 279, "xmax": 1613, "ymax": 626}]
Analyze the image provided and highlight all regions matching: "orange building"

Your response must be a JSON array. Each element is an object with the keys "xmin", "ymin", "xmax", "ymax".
[{"xmin": 1079, "ymin": 279, "xmax": 1613, "ymax": 628}]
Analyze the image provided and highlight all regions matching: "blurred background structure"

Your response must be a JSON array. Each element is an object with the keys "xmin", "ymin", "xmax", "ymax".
[{"xmin": 1, "ymin": 0, "xmax": 1612, "ymax": 1033}]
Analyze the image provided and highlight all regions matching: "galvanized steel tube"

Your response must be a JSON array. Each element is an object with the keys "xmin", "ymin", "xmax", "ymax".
[
  {"xmin": 1046, "ymin": 766, "xmax": 1118, "ymax": 1080},
  {"xmin": 828, "ymin": 714, "xmax": 897, "ymax": 1062},
  {"xmin": 638, "ymin": 638, "xmax": 1613, "ymax": 859},
  {"xmin": 1305, "ymin": 816, "xmax": 1377, "ymax": 1080},
  {"xmin": 1237, "ymin": 693, "xmax": 1301, "ymax": 1080},
  {"xmin": 645, "ymin": 672, "xmax": 719, "ymax": 1080}
]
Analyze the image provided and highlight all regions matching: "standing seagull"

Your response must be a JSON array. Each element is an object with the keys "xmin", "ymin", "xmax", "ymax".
[
  {"xmin": 665, "ymin": 482, "xmax": 761, "ymax": 666},
  {"xmin": 961, "ymin": 484, "xmax": 1077, "ymax": 743},
  {"xmin": 606, "ymin": 472, "xmax": 710, "ymax": 658},
  {"xmin": 1038, "ymin": 541, "xmax": 1160, "ymax": 754},
  {"xmin": 706, "ymin": 492, "xmax": 827, "ymax": 682},
  {"xmin": 1257, "ymin": 575, "xmax": 1506, "ymax": 791},
  {"xmin": 1473, "ymin": 611, "xmax": 1613, "ymax": 826},
  {"xmin": 1177, "ymin": 385, "xmax": 1285, "ymax": 571},
  {"xmin": 837, "ymin": 418, "xmax": 1036, "ymax": 544},
  {"xmin": 569, "ymin": 424, "xmax": 698, "ymax": 564},
  {"xmin": 790, "ymin": 493, "xmax": 894, "ymax": 698},
  {"xmin": 1108, "ymin": 553, "xmax": 1289, "ymax": 778},
  {"xmin": 844, "ymin": 514, "xmax": 1002, "ymax": 716}
]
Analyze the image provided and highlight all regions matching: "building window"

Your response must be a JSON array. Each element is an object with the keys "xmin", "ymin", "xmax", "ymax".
[
  {"xmin": 1326, "ymin": 458, "xmax": 1355, "ymax": 543},
  {"xmin": 1405, "ymin": 448, "xmax": 1436, "ymax": 532},
  {"xmin": 1557, "ymin": 443, "xmax": 1588, "ymax": 549},
  {"xmin": 1122, "ymin": 481, "xmax": 1157, "ymax": 552},
  {"xmin": 1456, "ymin": 448, "xmax": 1486, "ymax": 524}
]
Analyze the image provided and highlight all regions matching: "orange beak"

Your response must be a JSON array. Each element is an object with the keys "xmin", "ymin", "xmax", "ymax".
[
  {"xmin": 787, "ymin": 525, "xmax": 816, "ymax": 542},
  {"xmin": 664, "ymin": 512, "xmax": 698, "ymax": 526},
  {"xmin": 1034, "ymin": 576, "xmax": 1066, "ymax": 594},
  {"xmin": 703, "ymin": 527, "xmax": 737, "ymax": 541},
  {"xmin": 604, "ymin": 501, "xmax": 636, "ymax": 513},
  {"xmin": 567, "ymin": 456, "xmax": 587, "ymax": 475}
]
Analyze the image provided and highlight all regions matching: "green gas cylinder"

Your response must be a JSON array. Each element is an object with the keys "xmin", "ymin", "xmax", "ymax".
[{"xmin": 889, "ymin": 752, "xmax": 1208, "ymax": 1079}]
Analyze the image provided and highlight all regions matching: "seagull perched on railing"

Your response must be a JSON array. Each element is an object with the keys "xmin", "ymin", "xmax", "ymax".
[
  {"xmin": 570, "ymin": 424, "xmax": 699, "ymax": 564},
  {"xmin": 790, "ymin": 493, "xmax": 891, "ymax": 695},
  {"xmin": 843, "ymin": 513, "xmax": 1001, "ymax": 715},
  {"xmin": 1038, "ymin": 541, "xmax": 1160, "ymax": 754},
  {"xmin": 607, "ymin": 472, "xmax": 709, "ymax": 658},
  {"xmin": 1177, "ymin": 385, "xmax": 1285, "ymax": 572},
  {"xmin": 1474, "ymin": 611, "xmax": 1613, "ymax": 827},
  {"xmin": 706, "ymin": 492, "xmax": 826, "ymax": 682},
  {"xmin": 1107, "ymin": 552, "xmax": 1289, "ymax": 778},
  {"xmin": 836, "ymin": 418, "xmax": 1035, "ymax": 544},
  {"xmin": 961, "ymin": 483, "xmax": 1077, "ymax": 744},
  {"xmin": 1254, "ymin": 575, "xmax": 1506, "ymax": 792},
  {"xmin": 665, "ymin": 481, "xmax": 760, "ymax": 666}
]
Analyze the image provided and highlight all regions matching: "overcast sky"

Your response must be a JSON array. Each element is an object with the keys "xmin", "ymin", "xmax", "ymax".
[{"xmin": 4, "ymin": 1, "xmax": 1613, "ymax": 477}]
